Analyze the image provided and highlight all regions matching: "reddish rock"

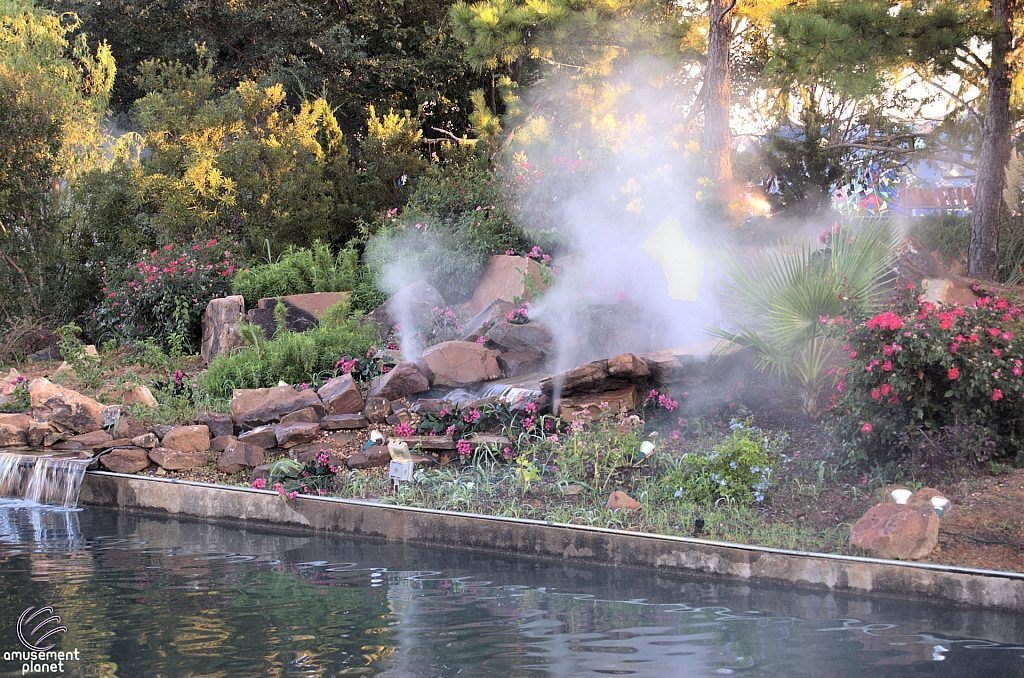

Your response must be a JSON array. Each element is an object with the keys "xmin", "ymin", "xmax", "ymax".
[
  {"xmin": 201, "ymin": 295, "xmax": 246, "ymax": 364},
  {"xmin": 368, "ymin": 280, "xmax": 446, "ymax": 336},
  {"xmin": 606, "ymin": 491, "xmax": 642, "ymax": 511},
  {"xmin": 557, "ymin": 386, "xmax": 638, "ymax": 421},
  {"xmin": 496, "ymin": 352, "xmax": 540, "ymax": 378},
  {"xmin": 237, "ymin": 425, "xmax": 279, "ymax": 450},
  {"xmin": 100, "ymin": 447, "xmax": 150, "ymax": 474},
  {"xmin": 321, "ymin": 414, "xmax": 369, "ymax": 430},
  {"xmin": 363, "ymin": 397, "xmax": 390, "ymax": 425},
  {"xmin": 850, "ymin": 503, "xmax": 939, "ymax": 560},
  {"xmin": 122, "ymin": 384, "xmax": 158, "ymax": 409},
  {"xmin": 908, "ymin": 487, "xmax": 951, "ymax": 511},
  {"xmin": 27, "ymin": 421, "xmax": 51, "ymax": 447},
  {"xmin": 251, "ymin": 463, "xmax": 273, "ymax": 482},
  {"xmin": 281, "ymin": 407, "xmax": 320, "ymax": 424},
  {"xmin": 462, "ymin": 300, "xmax": 516, "ymax": 342},
  {"xmin": 386, "ymin": 410, "xmax": 412, "ymax": 426},
  {"xmin": 52, "ymin": 429, "xmax": 113, "ymax": 451},
  {"xmin": 218, "ymin": 440, "xmax": 266, "ymax": 473},
  {"xmin": 161, "ymin": 425, "xmax": 211, "ymax": 453},
  {"xmin": 317, "ymin": 374, "xmax": 364, "ymax": 415},
  {"xmin": 197, "ymin": 411, "xmax": 234, "ymax": 438},
  {"xmin": 366, "ymin": 362, "xmax": 430, "ymax": 400},
  {"xmin": 149, "ymin": 447, "xmax": 210, "ymax": 470},
  {"xmin": 132, "ymin": 433, "xmax": 160, "ymax": 449},
  {"xmin": 484, "ymin": 320, "xmax": 553, "ymax": 359},
  {"xmin": 469, "ymin": 255, "xmax": 547, "ymax": 315},
  {"xmin": 257, "ymin": 291, "xmax": 350, "ymax": 319},
  {"xmin": 607, "ymin": 353, "xmax": 650, "ymax": 379},
  {"xmin": 114, "ymin": 413, "xmax": 151, "ymax": 440},
  {"xmin": 346, "ymin": 446, "xmax": 390, "ymax": 469},
  {"xmin": 231, "ymin": 385, "xmax": 325, "ymax": 430},
  {"xmin": 30, "ymin": 379, "xmax": 109, "ymax": 434},
  {"xmin": 275, "ymin": 422, "xmax": 320, "ymax": 449},
  {"xmin": 0, "ymin": 413, "xmax": 30, "ymax": 447},
  {"xmin": 210, "ymin": 435, "xmax": 236, "ymax": 452},
  {"xmin": 421, "ymin": 341, "xmax": 502, "ymax": 387}
]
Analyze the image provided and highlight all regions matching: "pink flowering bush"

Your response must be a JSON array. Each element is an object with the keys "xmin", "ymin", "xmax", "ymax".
[
  {"xmin": 264, "ymin": 451, "xmax": 338, "ymax": 499},
  {"xmin": 830, "ymin": 294, "xmax": 1024, "ymax": 464},
  {"xmin": 96, "ymin": 240, "xmax": 238, "ymax": 350},
  {"xmin": 0, "ymin": 375, "xmax": 29, "ymax": 413}
]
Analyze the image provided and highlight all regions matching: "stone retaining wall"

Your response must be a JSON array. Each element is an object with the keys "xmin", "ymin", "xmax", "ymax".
[{"xmin": 79, "ymin": 471, "xmax": 1024, "ymax": 613}]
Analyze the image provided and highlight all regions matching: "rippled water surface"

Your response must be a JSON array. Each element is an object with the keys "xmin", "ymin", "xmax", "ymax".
[{"xmin": 0, "ymin": 500, "xmax": 1022, "ymax": 677}]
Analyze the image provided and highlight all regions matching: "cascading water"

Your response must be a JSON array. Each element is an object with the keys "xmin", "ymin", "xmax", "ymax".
[{"xmin": 0, "ymin": 452, "xmax": 90, "ymax": 508}]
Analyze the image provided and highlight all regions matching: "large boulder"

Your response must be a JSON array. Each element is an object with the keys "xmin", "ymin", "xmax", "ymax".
[
  {"xmin": 893, "ymin": 237, "xmax": 978, "ymax": 306},
  {"xmin": 161, "ymin": 425, "xmax": 211, "ymax": 453},
  {"xmin": 421, "ymin": 341, "xmax": 502, "ymax": 388},
  {"xmin": 368, "ymin": 280, "xmax": 446, "ymax": 337},
  {"xmin": 196, "ymin": 411, "xmax": 234, "ymax": 438},
  {"xmin": 100, "ymin": 447, "xmax": 150, "ymax": 474},
  {"xmin": 275, "ymin": 422, "xmax": 320, "ymax": 449},
  {"xmin": 557, "ymin": 385, "xmax": 638, "ymax": 421},
  {"xmin": 462, "ymin": 300, "xmax": 515, "ymax": 342},
  {"xmin": 29, "ymin": 379, "xmax": 109, "ymax": 434},
  {"xmin": 237, "ymin": 425, "xmax": 279, "ymax": 450},
  {"xmin": 257, "ymin": 292, "xmax": 349, "ymax": 319},
  {"xmin": 246, "ymin": 303, "xmax": 318, "ymax": 340},
  {"xmin": 366, "ymin": 362, "xmax": 430, "ymax": 401},
  {"xmin": 201, "ymin": 296, "xmax": 246, "ymax": 364},
  {"xmin": 540, "ymin": 353, "xmax": 650, "ymax": 397},
  {"xmin": 218, "ymin": 439, "xmax": 266, "ymax": 473},
  {"xmin": 0, "ymin": 413, "xmax": 30, "ymax": 447},
  {"xmin": 317, "ymin": 374, "xmax": 364, "ymax": 415},
  {"xmin": 346, "ymin": 446, "xmax": 390, "ymax": 470},
  {"xmin": 121, "ymin": 384, "xmax": 159, "ymax": 409},
  {"xmin": 850, "ymin": 503, "xmax": 939, "ymax": 560},
  {"xmin": 484, "ymin": 320, "xmax": 552, "ymax": 358},
  {"xmin": 149, "ymin": 448, "xmax": 210, "ymax": 471},
  {"xmin": 469, "ymin": 255, "xmax": 548, "ymax": 315},
  {"xmin": 231, "ymin": 385, "xmax": 324, "ymax": 430}
]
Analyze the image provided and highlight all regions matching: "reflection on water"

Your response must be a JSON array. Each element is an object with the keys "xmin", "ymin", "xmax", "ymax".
[{"xmin": 0, "ymin": 499, "xmax": 1021, "ymax": 677}]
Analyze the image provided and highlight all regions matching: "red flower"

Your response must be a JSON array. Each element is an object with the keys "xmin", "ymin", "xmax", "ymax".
[
  {"xmin": 993, "ymin": 389, "xmax": 1003, "ymax": 401},
  {"xmin": 871, "ymin": 389, "xmax": 881, "ymax": 400},
  {"xmin": 860, "ymin": 423, "xmax": 873, "ymax": 433},
  {"xmin": 948, "ymin": 367, "xmax": 959, "ymax": 380},
  {"xmin": 882, "ymin": 361, "xmax": 892, "ymax": 372}
]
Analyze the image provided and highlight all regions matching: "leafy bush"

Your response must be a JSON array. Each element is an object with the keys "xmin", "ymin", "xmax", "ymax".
[
  {"xmin": 232, "ymin": 242, "xmax": 364, "ymax": 308},
  {"xmin": 543, "ymin": 410, "xmax": 647, "ymax": 491},
  {"xmin": 711, "ymin": 219, "xmax": 899, "ymax": 417},
  {"xmin": 96, "ymin": 240, "xmax": 237, "ymax": 351},
  {"xmin": 660, "ymin": 418, "xmax": 785, "ymax": 505},
  {"xmin": 364, "ymin": 154, "xmax": 532, "ymax": 302},
  {"xmin": 829, "ymin": 294, "xmax": 1024, "ymax": 464},
  {"xmin": 199, "ymin": 302, "xmax": 379, "ymax": 398},
  {"xmin": 254, "ymin": 453, "xmax": 339, "ymax": 498}
]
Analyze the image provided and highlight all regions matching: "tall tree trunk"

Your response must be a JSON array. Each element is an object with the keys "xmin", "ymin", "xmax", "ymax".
[
  {"xmin": 704, "ymin": 0, "xmax": 735, "ymax": 190},
  {"xmin": 968, "ymin": 0, "xmax": 1013, "ymax": 280}
]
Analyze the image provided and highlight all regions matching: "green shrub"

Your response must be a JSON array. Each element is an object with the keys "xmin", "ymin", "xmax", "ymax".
[
  {"xmin": 199, "ymin": 302, "xmax": 379, "ymax": 398},
  {"xmin": 829, "ymin": 294, "xmax": 1024, "ymax": 464},
  {"xmin": 96, "ymin": 239, "xmax": 238, "ymax": 351},
  {"xmin": 660, "ymin": 418, "xmax": 785, "ymax": 505},
  {"xmin": 364, "ymin": 156, "xmax": 532, "ymax": 302},
  {"xmin": 232, "ymin": 242, "xmax": 385, "ymax": 313}
]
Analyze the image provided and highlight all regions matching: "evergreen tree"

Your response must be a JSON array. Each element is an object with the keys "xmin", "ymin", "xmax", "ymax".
[{"xmin": 771, "ymin": 0, "xmax": 1022, "ymax": 280}]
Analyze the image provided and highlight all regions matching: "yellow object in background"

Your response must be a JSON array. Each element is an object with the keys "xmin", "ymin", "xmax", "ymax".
[{"xmin": 641, "ymin": 217, "xmax": 705, "ymax": 301}]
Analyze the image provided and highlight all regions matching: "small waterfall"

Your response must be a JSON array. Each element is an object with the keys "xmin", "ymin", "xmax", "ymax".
[{"xmin": 0, "ymin": 453, "xmax": 90, "ymax": 508}]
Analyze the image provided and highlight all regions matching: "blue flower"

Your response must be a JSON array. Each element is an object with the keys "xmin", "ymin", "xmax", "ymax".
[
  {"xmin": 729, "ymin": 461, "xmax": 738, "ymax": 469},
  {"xmin": 674, "ymin": 488, "xmax": 683, "ymax": 498}
]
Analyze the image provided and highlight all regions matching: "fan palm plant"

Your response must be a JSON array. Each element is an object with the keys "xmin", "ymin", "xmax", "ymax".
[{"xmin": 709, "ymin": 219, "xmax": 899, "ymax": 417}]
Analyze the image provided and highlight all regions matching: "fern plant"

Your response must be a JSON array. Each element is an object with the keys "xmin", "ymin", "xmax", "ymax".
[{"xmin": 709, "ymin": 219, "xmax": 899, "ymax": 417}]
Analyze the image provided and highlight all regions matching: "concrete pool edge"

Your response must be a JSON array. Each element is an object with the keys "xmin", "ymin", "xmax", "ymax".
[{"xmin": 78, "ymin": 471, "xmax": 1024, "ymax": 613}]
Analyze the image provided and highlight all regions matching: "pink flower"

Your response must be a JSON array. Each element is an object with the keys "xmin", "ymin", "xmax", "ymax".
[
  {"xmin": 860, "ymin": 423, "xmax": 873, "ymax": 433},
  {"xmin": 1002, "ymin": 332, "xmax": 1013, "ymax": 341},
  {"xmin": 993, "ymin": 389, "xmax": 1003, "ymax": 401},
  {"xmin": 286, "ymin": 491, "xmax": 299, "ymax": 500},
  {"xmin": 988, "ymin": 328, "xmax": 1000, "ymax": 337},
  {"xmin": 881, "ymin": 361, "xmax": 892, "ymax": 372},
  {"xmin": 948, "ymin": 367, "xmax": 959, "ymax": 380},
  {"xmin": 525, "ymin": 402, "xmax": 536, "ymax": 414},
  {"xmin": 871, "ymin": 389, "xmax": 881, "ymax": 401},
  {"xmin": 476, "ymin": 336, "xmax": 485, "ymax": 344},
  {"xmin": 251, "ymin": 478, "xmax": 267, "ymax": 489},
  {"xmin": 456, "ymin": 439, "xmax": 472, "ymax": 455},
  {"xmin": 394, "ymin": 422, "xmax": 414, "ymax": 436}
]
